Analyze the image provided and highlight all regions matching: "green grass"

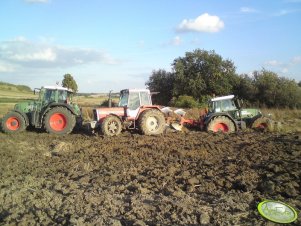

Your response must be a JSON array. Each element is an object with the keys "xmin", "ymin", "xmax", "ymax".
[{"xmin": 0, "ymin": 82, "xmax": 36, "ymax": 117}]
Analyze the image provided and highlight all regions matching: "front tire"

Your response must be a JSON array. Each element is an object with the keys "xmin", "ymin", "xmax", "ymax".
[
  {"xmin": 1, "ymin": 111, "xmax": 26, "ymax": 133},
  {"xmin": 207, "ymin": 116, "xmax": 235, "ymax": 133},
  {"xmin": 44, "ymin": 107, "xmax": 76, "ymax": 135},
  {"xmin": 101, "ymin": 115, "xmax": 122, "ymax": 136},
  {"xmin": 252, "ymin": 117, "xmax": 274, "ymax": 132},
  {"xmin": 139, "ymin": 109, "xmax": 165, "ymax": 135}
]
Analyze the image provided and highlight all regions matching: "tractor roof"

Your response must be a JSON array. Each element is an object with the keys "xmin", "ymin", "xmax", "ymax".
[
  {"xmin": 211, "ymin": 95, "xmax": 234, "ymax": 102},
  {"xmin": 42, "ymin": 86, "xmax": 74, "ymax": 92}
]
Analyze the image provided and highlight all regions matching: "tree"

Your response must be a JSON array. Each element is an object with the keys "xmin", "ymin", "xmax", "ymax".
[
  {"xmin": 172, "ymin": 49, "xmax": 238, "ymax": 100},
  {"xmin": 62, "ymin": 74, "xmax": 78, "ymax": 93},
  {"xmin": 233, "ymin": 74, "xmax": 257, "ymax": 105},
  {"xmin": 145, "ymin": 69, "xmax": 175, "ymax": 105}
]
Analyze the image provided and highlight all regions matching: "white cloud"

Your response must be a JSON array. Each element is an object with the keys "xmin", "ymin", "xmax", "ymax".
[
  {"xmin": 10, "ymin": 48, "xmax": 56, "ymax": 62},
  {"xmin": 177, "ymin": 13, "xmax": 224, "ymax": 33},
  {"xmin": 281, "ymin": 67, "xmax": 289, "ymax": 73},
  {"xmin": 0, "ymin": 37, "xmax": 119, "ymax": 68},
  {"xmin": 291, "ymin": 56, "xmax": 301, "ymax": 65},
  {"xmin": 273, "ymin": 9, "xmax": 300, "ymax": 16},
  {"xmin": 265, "ymin": 60, "xmax": 282, "ymax": 67},
  {"xmin": 171, "ymin": 36, "xmax": 182, "ymax": 46},
  {"xmin": 0, "ymin": 62, "xmax": 16, "ymax": 72},
  {"xmin": 240, "ymin": 7, "xmax": 259, "ymax": 13},
  {"xmin": 263, "ymin": 56, "xmax": 301, "ymax": 74}
]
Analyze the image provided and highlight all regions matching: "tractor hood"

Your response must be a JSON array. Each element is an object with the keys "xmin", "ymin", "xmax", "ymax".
[
  {"xmin": 240, "ymin": 108, "xmax": 262, "ymax": 118},
  {"xmin": 14, "ymin": 101, "xmax": 36, "ymax": 113}
]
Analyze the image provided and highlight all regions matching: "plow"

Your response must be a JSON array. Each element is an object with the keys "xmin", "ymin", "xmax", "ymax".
[{"xmin": 1, "ymin": 85, "xmax": 278, "ymax": 136}]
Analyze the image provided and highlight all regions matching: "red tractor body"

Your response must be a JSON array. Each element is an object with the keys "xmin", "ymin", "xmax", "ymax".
[{"xmin": 92, "ymin": 89, "xmax": 166, "ymax": 136}]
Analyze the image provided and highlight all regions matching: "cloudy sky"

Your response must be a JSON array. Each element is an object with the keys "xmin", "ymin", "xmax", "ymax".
[{"xmin": 0, "ymin": 0, "xmax": 300, "ymax": 92}]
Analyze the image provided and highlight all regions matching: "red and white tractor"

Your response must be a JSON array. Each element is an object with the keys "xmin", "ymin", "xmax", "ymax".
[{"xmin": 90, "ymin": 89, "xmax": 166, "ymax": 136}]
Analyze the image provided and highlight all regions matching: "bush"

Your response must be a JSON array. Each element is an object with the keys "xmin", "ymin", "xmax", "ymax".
[
  {"xmin": 171, "ymin": 95, "xmax": 199, "ymax": 108},
  {"xmin": 100, "ymin": 99, "xmax": 118, "ymax": 107}
]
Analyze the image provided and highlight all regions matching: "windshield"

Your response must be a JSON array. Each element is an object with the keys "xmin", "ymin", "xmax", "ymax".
[
  {"xmin": 119, "ymin": 90, "xmax": 129, "ymax": 107},
  {"xmin": 209, "ymin": 99, "xmax": 237, "ymax": 113}
]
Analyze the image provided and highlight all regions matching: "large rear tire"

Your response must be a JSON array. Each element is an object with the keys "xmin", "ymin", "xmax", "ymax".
[
  {"xmin": 252, "ymin": 117, "xmax": 274, "ymax": 132},
  {"xmin": 139, "ymin": 109, "xmax": 165, "ymax": 135},
  {"xmin": 44, "ymin": 107, "xmax": 76, "ymax": 135},
  {"xmin": 1, "ymin": 111, "xmax": 26, "ymax": 133},
  {"xmin": 207, "ymin": 116, "xmax": 235, "ymax": 133},
  {"xmin": 101, "ymin": 115, "xmax": 122, "ymax": 136}
]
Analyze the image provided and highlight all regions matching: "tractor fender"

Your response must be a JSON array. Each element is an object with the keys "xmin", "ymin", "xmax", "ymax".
[
  {"xmin": 38, "ymin": 103, "xmax": 78, "ymax": 127},
  {"xmin": 204, "ymin": 113, "xmax": 238, "ymax": 131},
  {"xmin": 10, "ymin": 110, "xmax": 29, "ymax": 126},
  {"xmin": 99, "ymin": 113, "xmax": 123, "ymax": 123},
  {"xmin": 135, "ymin": 105, "xmax": 162, "ymax": 120},
  {"xmin": 46, "ymin": 103, "xmax": 79, "ymax": 115}
]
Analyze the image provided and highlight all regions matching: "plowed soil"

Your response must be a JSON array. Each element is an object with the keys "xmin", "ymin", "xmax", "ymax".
[{"xmin": 0, "ymin": 130, "xmax": 300, "ymax": 225}]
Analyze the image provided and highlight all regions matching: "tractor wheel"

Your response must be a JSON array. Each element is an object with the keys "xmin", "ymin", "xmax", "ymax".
[
  {"xmin": 1, "ymin": 111, "xmax": 26, "ymax": 133},
  {"xmin": 101, "ymin": 115, "xmax": 122, "ymax": 136},
  {"xmin": 207, "ymin": 116, "xmax": 235, "ymax": 133},
  {"xmin": 139, "ymin": 109, "xmax": 165, "ymax": 135},
  {"xmin": 44, "ymin": 107, "xmax": 76, "ymax": 135},
  {"xmin": 252, "ymin": 117, "xmax": 274, "ymax": 132}
]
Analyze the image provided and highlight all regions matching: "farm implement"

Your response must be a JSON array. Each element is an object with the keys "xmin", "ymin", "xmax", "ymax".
[{"xmin": 1, "ymin": 86, "xmax": 277, "ymax": 136}]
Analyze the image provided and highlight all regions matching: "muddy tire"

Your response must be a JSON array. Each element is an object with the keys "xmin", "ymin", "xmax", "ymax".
[
  {"xmin": 252, "ymin": 117, "xmax": 274, "ymax": 132},
  {"xmin": 139, "ymin": 109, "xmax": 165, "ymax": 135},
  {"xmin": 101, "ymin": 115, "xmax": 122, "ymax": 136},
  {"xmin": 44, "ymin": 107, "xmax": 76, "ymax": 135},
  {"xmin": 1, "ymin": 111, "xmax": 26, "ymax": 133},
  {"xmin": 207, "ymin": 116, "xmax": 235, "ymax": 133}
]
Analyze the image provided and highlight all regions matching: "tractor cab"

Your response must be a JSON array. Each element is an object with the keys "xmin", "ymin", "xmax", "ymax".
[
  {"xmin": 35, "ymin": 86, "xmax": 74, "ymax": 105},
  {"xmin": 118, "ymin": 89, "xmax": 152, "ymax": 118},
  {"xmin": 208, "ymin": 95, "xmax": 237, "ymax": 113}
]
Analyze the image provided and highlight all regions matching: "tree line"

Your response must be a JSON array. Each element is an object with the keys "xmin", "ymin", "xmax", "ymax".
[{"xmin": 146, "ymin": 49, "xmax": 301, "ymax": 108}]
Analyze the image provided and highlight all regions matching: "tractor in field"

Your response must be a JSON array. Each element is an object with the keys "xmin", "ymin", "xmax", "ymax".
[
  {"xmin": 1, "ymin": 86, "xmax": 81, "ymax": 135},
  {"xmin": 90, "ymin": 89, "xmax": 166, "ymax": 136},
  {"xmin": 173, "ymin": 94, "xmax": 275, "ymax": 133}
]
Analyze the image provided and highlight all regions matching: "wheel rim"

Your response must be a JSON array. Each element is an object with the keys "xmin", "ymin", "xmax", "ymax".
[
  {"xmin": 107, "ymin": 120, "xmax": 119, "ymax": 135},
  {"xmin": 49, "ymin": 113, "xmax": 67, "ymax": 131},
  {"xmin": 146, "ymin": 116, "xmax": 159, "ymax": 132},
  {"xmin": 213, "ymin": 123, "xmax": 229, "ymax": 132},
  {"xmin": 6, "ymin": 117, "xmax": 20, "ymax": 131}
]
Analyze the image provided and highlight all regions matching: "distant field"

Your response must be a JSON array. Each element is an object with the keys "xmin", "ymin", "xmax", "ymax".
[
  {"xmin": 0, "ymin": 85, "xmax": 36, "ymax": 117},
  {"xmin": 0, "ymin": 84, "xmax": 117, "ymax": 118}
]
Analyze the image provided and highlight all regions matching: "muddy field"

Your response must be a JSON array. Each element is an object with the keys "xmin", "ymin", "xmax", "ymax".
[{"xmin": 0, "ymin": 129, "xmax": 300, "ymax": 225}]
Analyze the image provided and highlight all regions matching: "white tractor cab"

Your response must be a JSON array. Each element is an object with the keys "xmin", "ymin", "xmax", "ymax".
[
  {"xmin": 208, "ymin": 95, "xmax": 237, "ymax": 113},
  {"xmin": 118, "ymin": 89, "xmax": 152, "ymax": 119},
  {"xmin": 92, "ymin": 88, "xmax": 165, "ymax": 136}
]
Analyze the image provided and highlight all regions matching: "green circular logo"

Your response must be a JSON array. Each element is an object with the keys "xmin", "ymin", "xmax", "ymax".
[{"xmin": 258, "ymin": 200, "xmax": 298, "ymax": 224}]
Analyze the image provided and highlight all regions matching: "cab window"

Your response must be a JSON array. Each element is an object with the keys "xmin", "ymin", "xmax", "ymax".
[
  {"xmin": 44, "ymin": 90, "xmax": 55, "ymax": 102},
  {"xmin": 58, "ymin": 90, "xmax": 67, "ymax": 102},
  {"xmin": 128, "ymin": 92, "xmax": 140, "ymax": 110},
  {"xmin": 140, "ymin": 92, "xmax": 151, "ymax": 106}
]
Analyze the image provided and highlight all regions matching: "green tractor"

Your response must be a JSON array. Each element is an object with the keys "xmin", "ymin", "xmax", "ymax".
[
  {"xmin": 175, "ymin": 95, "xmax": 276, "ymax": 133},
  {"xmin": 1, "ymin": 86, "xmax": 81, "ymax": 135},
  {"xmin": 204, "ymin": 95, "xmax": 275, "ymax": 133}
]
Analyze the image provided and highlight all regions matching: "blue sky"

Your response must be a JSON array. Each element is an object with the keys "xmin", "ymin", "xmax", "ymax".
[{"xmin": 0, "ymin": 0, "xmax": 300, "ymax": 92}]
